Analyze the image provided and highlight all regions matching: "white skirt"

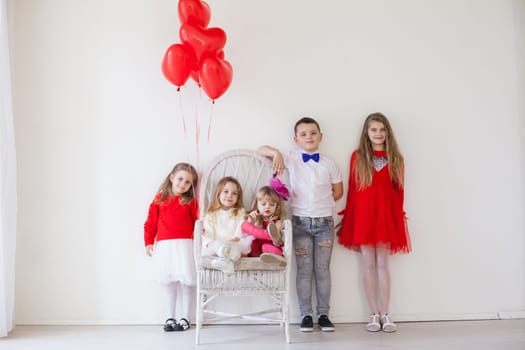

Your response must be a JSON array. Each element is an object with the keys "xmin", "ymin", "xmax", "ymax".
[{"xmin": 153, "ymin": 239, "xmax": 196, "ymax": 285}]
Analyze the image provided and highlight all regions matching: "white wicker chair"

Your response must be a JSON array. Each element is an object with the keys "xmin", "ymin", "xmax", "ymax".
[{"xmin": 193, "ymin": 149, "xmax": 292, "ymax": 344}]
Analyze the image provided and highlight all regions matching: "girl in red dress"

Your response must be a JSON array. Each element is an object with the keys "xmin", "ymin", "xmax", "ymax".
[
  {"xmin": 338, "ymin": 113, "xmax": 411, "ymax": 333},
  {"xmin": 144, "ymin": 163, "xmax": 199, "ymax": 332}
]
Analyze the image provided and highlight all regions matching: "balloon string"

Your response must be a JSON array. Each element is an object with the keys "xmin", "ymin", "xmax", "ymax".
[
  {"xmin": 195, "ymin": 86, "xmax": 202, "ymax": 168},
  {"xmin": 178, "ymin": 87, "xmax": 190, "ymax": 162},
  {"xmin": 207, "ymin": 101, "xmax": 215, "ymax": 143},
  {"xmin": 178, "ymin": 89, "xmax": 188, "ymax": 137}
]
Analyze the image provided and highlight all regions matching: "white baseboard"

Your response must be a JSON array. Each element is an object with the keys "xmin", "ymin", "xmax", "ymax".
[
  {"xmin": 497, "ymin": 311, "xmax": 525, "ymax": 319},
  {"xmin": 15, "ymin": 320, "xmax": 160, "ymax": 326},
  {"xmin": 16, "ymin": 311, "xmax": 525, "ymax": 325}
]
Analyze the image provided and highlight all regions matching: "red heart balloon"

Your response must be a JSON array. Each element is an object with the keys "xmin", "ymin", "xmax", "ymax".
[
  {"xmin": 179, "ymin": 23, "xmax": 226, "ymax": 62},
  {"xmin": 199, "ymin": 57, "xmax": 233, "ymax": 100},
  {"xmin": 190, "ymin": 69, "xmax": 200, "ymax": 85},
  {"xmin": 190, "ymin": 51, "xmax": 224, "ymax": 85},
  {"xmin": 161, "ymin": 43, "xmax": 197, "ymax": 87},
  {"xmin": 178, "ymin": 0, "xmax": 210, "ymax": 28}
]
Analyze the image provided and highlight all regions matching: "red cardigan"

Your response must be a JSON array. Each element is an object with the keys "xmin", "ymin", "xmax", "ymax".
[{"xmin": 143, "ymin": 194, "xmax": 199, "ymax": 246}]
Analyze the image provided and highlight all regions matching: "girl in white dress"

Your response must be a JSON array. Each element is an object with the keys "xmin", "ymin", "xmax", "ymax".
[{"xmin": 202, "ymin": 176, "xmax": 253, "ymax": 274}]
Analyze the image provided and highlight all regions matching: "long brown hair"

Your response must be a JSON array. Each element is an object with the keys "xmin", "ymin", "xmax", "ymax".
[
  {"xmin": 355, "ymin": 113, "xmax": 404, "ymax": 189},
  {"xmin": 156, "ymin": 163, "xmax": 198, "ymax": 204},
  {"xmin": 206, "ymin": 176, "xmax": 244, "ymax": 217},
  {"xmin": 250, "ymin": 186, "xmax": 286, "ymax": 226}
]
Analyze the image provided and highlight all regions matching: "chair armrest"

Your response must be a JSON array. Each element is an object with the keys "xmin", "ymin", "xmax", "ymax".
[
  {"xmin": 282, "ymin": 219, "xmax": 292, "ymax": 261},
  {"xmin": 193, "ymin": 220, "xmax": 204, "ymax": 268}
]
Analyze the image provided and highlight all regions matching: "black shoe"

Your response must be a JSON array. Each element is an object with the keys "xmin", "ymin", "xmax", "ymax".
[
  {"xmin": 176, "ymin": 318, "xmax": 190, "ymax": 331},
  {"xmin": 318, "ymin": 314, "xmax": 335, "ymax": 332},
  {"xmin": 300, "ymin": 315, "xmax": 314, "ymax": 332},
  {"xmin": 163, "ymin": 318, "xmax": 182, "ymax": 332}
]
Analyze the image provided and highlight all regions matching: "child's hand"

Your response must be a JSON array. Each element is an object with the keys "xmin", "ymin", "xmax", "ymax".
[
  {"xmin": 335, "ymin": 210, "xmax": 345, "ymax": 236},
  {"xmin": 145, "ymin": 245, "xmax": 154, "ymax": 257},
  {"xmin": 334, "ymin": 221, "xmax": 342, "ymax": 236},
  {"xmin": 248, "ymin": 211, "xmax": 259, "ymax": 221},
  {"xmin": 229, "ymin": 237, "xmax": 240, "ymax": 242},
  {"xmin": 271, "ymin": 151, "xmax": 285, "ymax": 175}
]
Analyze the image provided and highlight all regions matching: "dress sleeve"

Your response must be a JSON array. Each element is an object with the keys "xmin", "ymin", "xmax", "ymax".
[
  {"xmin": 232, "ymin": 208, "xmax": 247, "ymax": 239},
  {"xmin": 190, "ymin": 199, "xmax": 199, "ymax": 222},
  {"xmin": 144, "ymin": 199, "xmax": 159, "ymax": 246}
]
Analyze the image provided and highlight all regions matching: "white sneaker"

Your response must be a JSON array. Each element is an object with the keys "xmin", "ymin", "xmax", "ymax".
[
  {"xmin": 260, "ymin": 253, "xmax": 286, "ymax": 266},
  {"xmin": 218, "ymin": 244, "xmax": 241, "ymax": 261},
  {"xmin": 267, "ymin": 223, "xmax": 283, "ymax": 246},
  {"xmin": 218, "ymin": 244, "xmax": 231, "ymax": 258},
  {"xmin": 381, "ymin": 314, "xmax": 397, "ymax": 333},
  {"xmin": 226, "ymin": 246, "xmax": 241, "ymax": 261},
  {"xmin": 366, "ymin": 314, "xmax": 381, "ymax": 332},
  {"xmin": 211, "ymin": 258, "xmax": 234, "ymax": 275}
]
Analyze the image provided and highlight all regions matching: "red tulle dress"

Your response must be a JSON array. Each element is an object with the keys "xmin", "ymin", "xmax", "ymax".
[{"xmin": 338, "ymin": 150, "xmax": 411, "ymax": 254}]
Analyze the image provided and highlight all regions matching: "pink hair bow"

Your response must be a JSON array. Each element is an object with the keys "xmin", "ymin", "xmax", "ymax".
[{"xmin": 269, "ymin": 175, "xmax": 289, "ymax": 201}]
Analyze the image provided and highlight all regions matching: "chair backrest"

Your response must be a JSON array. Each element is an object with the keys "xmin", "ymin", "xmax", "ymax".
[{"xmin": 198, "ymin": 149, "xmax": 290, "ymax": 218}]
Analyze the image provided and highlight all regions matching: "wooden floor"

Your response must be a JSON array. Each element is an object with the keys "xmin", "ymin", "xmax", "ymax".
[{"xmin": 3, "ymin": 319, "xmax": 525, "ymax": 350}]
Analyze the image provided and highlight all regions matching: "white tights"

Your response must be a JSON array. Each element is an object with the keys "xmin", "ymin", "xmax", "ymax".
[
  {"xmin": 164, "ymin": 281, "xmax": 193, "ymax": 321},
  {"xmin": 360, "ymin": 245, "xmax": 390, "ymax": 315}
]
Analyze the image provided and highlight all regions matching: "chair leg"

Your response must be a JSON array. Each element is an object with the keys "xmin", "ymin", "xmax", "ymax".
[
  {"xmin": 195, "ymin": 287, "xmax": 202, "ymax": 344},
  {"xmin": 283, "ymin": 295, "xmax": 290, "ymax": 343}
]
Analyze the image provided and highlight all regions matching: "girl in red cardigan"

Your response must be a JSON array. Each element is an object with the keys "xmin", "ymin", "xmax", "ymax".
[
  {"xmin": 144, "ymin": 163, "xmax": 199, "ymax": 332},
  {"xmin": 338, "ymin": 113, "xmax": 411, "ymax": 333}
]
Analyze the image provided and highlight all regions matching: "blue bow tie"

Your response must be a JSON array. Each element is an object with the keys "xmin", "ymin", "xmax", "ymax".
[{"xmin": 302, "ymin": 153, "xmax": 320, "ymax": 163}]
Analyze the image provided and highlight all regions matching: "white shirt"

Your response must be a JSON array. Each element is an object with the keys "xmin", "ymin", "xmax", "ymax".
[{"xmin": 284, "ymin": 149, "xmax": 342, "ymax": 217}]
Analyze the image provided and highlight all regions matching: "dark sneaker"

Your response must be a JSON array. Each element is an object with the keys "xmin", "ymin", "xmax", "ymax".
[
  {"xmin": 300, "ymin": 315, "xmax": 314, "ymax": 332},
  {"xmin": 175, "ymin": 318, "xmax": 190, "ymax": 331},
  {"xmin": 318, "ymin": 314, "xmax": 335, "ymax": 332},
  {"xmin": 163, "ymin": 318, "xmax": 182, "ymax": 332}
]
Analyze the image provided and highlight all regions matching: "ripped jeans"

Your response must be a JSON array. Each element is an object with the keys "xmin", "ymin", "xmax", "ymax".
[{"xmin": 292, "ymin": 215, "xmax": 334, "ymax": 318}]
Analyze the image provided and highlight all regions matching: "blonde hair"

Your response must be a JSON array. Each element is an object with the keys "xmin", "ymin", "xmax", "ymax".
[
  {"xmin": 206, "ymin": 176, "xmax": 244, "ymax": 217},
  {"xmin": 355, "ymin": 113, "xmax": 404, "ymax": 190},
  {"xmin": 156, "ymin": 163, "xmax": 198, "ymax": 204},
  {"xmin": 250, "ymin": 186, "xmax": 286, "ymax": 226}
]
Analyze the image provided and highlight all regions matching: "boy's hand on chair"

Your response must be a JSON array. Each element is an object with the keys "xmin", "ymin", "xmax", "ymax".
[{"xmin": 271, "ymin": 152, "xmax": 285, "ymax": 175}]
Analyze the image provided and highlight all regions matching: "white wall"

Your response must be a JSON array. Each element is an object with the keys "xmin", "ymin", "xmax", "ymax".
[{"xmin": 12, "ymin": 0, "xmax": 525, "ymax": 324}]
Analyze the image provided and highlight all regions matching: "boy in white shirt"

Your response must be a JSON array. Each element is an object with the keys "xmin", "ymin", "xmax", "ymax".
[{"xmin": 259, "ymin": 117, "xmax": 343, "ymax": 332}]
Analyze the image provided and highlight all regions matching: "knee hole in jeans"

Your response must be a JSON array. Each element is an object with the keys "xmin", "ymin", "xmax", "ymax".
[
  {"xmin": 318, "ymin": 240, "xmax": 332, "ymax": 247},
  {"xmin": 295, "ymin": 248, "xmax": 307, "ymax": 256}
]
